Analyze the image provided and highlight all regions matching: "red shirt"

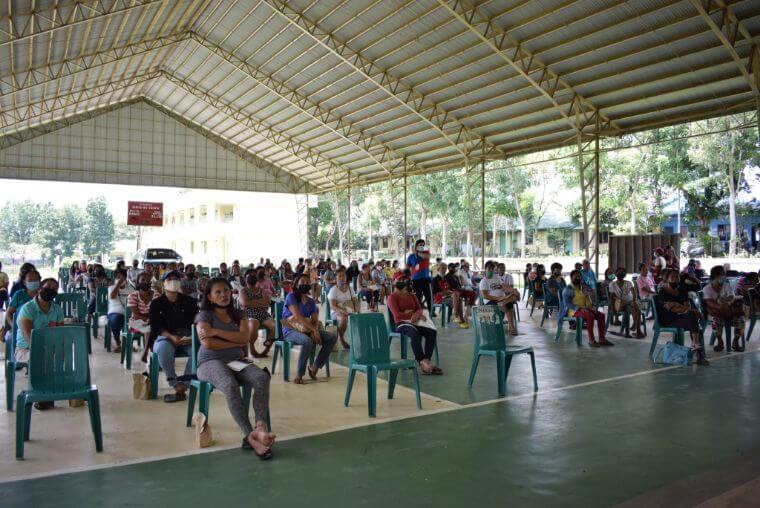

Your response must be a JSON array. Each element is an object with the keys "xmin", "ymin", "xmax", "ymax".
[{"xmin": 387, "ymin": 291, "xmax": 422, "ymax": 324}]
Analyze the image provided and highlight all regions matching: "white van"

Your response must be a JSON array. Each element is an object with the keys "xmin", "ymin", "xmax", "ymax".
[{"xmin": 133, "ymin": 248, "xmax": 182, "ymax": 267}]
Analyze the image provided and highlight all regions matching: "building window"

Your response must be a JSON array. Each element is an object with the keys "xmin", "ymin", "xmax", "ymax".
[
  {"xmin": 200, "ymin": 205, "xmax": 207, "ymax": 222},
  {"xmin": 600, "ymin": 231, "xmax": 609, "ymax": 244},
  {"xmin": 201, "ymin": 241, "xmax": 207, "ymax": 254},
  {"xmin": 179, "ymin": 212, "xmax": 184, "ymax": 226},
  {"xmin": 189, "ymin": 209, "xmax": 195, "ymax": 225},
  {"xmin": 190, "ymin": 241, "xmax": 195, "ymax": 254}
]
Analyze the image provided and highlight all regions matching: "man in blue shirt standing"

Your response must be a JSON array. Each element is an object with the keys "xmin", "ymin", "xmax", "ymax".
[{"xmin": 406, "ymin": 239, "xmax": 432, "ymax": 312}]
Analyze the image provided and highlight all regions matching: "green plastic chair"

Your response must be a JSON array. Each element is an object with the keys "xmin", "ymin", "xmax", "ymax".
[
  {"xmin": 603, "ymin": 285, "xmax": 631, "ymax": 336},
  {"xmin": 385, "ymin": 306, "xmax": 440, "ymax": 364},
  {"xmin": 91, "ymin": 287, "xmax": 111, "ymax": 350},
  {"xmin": 199, "ymin": 267, "xmax": 210, "ymax": 276},
  {"xmin": 344, "ymin": 313, "xmax": 421, "ymax": 417},
  {"xmin": 467, "ymin": 306, "xmax": 537, "ymax": 397},
  {"xmin": 529, "ymin": 280, "xmax": 545, "ymax": 317},
  {"xmin": 58, "ymin": 269, "xmax": 70, "ymax": 292},
  {"xmin": 211, "ymin": 268, "xmax": 220, "ymax": 277},
  {"xmin": 148, "ymin": 336, "xmax": 191, "ymax": 400},
  {"xmin": 746, "ymin": 289, "xmax": 758, "ymax": 341},
  {"xmin": 55, "ymin": 291, "xmax": 91, "ymax": 353},
  {"xmin": 185, "ymin": 326, "xmax": 271, "ymax": 431},
  {"xmin": 15, "ymin": 326, "xmax": 102, "ymax": 459},
  {"xmin": 540, "ymin": 282, "xmax": 560, "ymax": 327},
  {"xmin": 555, "ymin": 314, "xmax": 584, "ymax": 346},
  {"xmin": 648, "ymin": 294, "xmax": 685, "ymax": 358},
  {"xmin": 271, "ymin": 300, "xmax": 330, "ymax": 381},
  {"xmin": 321, "ymin": 290, "xmax": 338, "ymax": 327},
  {"xmin": 5, "ymin": 319, "xmax": 25, "ymax": 411},
  {"xmin": 120, "ymin": 308, "xmax": 143, "ymax": 370}
]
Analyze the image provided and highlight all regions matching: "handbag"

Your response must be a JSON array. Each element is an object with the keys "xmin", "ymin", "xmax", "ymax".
[
  {"xmin": 132, "ymin": 372, "xmax": 151, "ymax": 400},
  {"xmin": 654, "ymin": 341, "xmax": 693, "ymax": 366},
  {"xmin": 192, "ymin": 412, "xmax": 213, "ymax": 448}
]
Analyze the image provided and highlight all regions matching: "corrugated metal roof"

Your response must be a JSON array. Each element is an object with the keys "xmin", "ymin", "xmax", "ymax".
[{"xmin": 0, "ymin": 0, "xmax": 758, "ymax": 193}]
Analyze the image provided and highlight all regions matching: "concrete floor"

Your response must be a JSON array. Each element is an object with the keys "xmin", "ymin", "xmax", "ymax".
[{"xmin": 1, "ymin": 300, "xmax": 759, "ymax": 507}]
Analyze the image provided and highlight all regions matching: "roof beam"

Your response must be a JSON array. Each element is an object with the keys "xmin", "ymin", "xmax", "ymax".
[
  {"xmin": 0, "ymin": 0, "xmax": 165, "ymax": 47},
  {"xmin": 0, "ymin": 71, "xmax": 157, "ymax": 128},
  {"xmin": 0, "ymin": 32, "xmax": 187, "ymax": 97},
  {"xmin": 435, "ymin": 0, "xmax": 620, "ymax": 135},
  {"xmin": 184, "ymin": 32, "xmax": 415, "ymax": 177},
  {"xmin": 262, "ymin": 0, "xmax": 498, "ymax": 160},
  {"xmin": 158, "ymin": 70, "xmax": 346, "ymax": 188},
  {"xmin": 689, "ymin": 0, "xmax": 759, "ymax": 95}
]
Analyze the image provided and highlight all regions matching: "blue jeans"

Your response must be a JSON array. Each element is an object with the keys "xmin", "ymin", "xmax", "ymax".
[
  {"xmin": 153, "ymin": 336, "xmax": 192, "ymax": 387},
  {"xmin": 283, "ymin": 329, "xmax": 337, "ymax": 377},
  {"xmin": 107, "ymin": 313, "xmax": 124, "ymax": 344}
]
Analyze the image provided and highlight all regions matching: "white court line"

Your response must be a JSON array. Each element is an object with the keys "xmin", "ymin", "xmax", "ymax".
[{"xmin": 3, "ymin": 346, "xmax": 757, "ymax": 485}]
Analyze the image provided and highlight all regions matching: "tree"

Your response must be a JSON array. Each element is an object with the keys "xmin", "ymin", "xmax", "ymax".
[
  {"xmin": 81, "ymin": 197, "xmax": 115, "ymax": 259},
  {"xmin": 0, "ymin": 200, "xmax": 41, "ymax": 258}
]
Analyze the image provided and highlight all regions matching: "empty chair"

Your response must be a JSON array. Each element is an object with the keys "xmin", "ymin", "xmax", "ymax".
[
  {"xmin": 467, "ymin": 306, "xmax": 537, "ymax": 397},
  {"xmin": 344, "ymin": 313, "xmax": 421, "ymax": 417},
  {"xmin": 15, "ymin": 326, "xmax": 102, "ymax": 459}
]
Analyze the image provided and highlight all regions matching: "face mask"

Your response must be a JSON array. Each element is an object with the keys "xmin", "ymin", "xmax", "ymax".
[
  {"xmin": 164, "ymin": 280, "xmax": 181, "ymax": 292},
  {"xmin": 96, "ymin": 270, "xmax": 105, "ymax": 278},
  {"xmin": 608, "ymin": 274, "xmax": 616, "ymax": 280},
  {"xmin": 669, "ymin": 282, "xmax": 679, "ymax": 288},
  {"xmin": 298, "ymin": 284, "xmax": 311, "ymax": 294},
  {"xmin": 40, "ymin": 288, "xmax": 57, "ymax": 302},
  {"xmin": 257, "ymin": 272, "xmax": 265, "ymax": 281},
  {"xmin": 395, "ymin": 282, "xmax": 407, "ymax": 291},
  {"xmin": 485, "ymin": 270, "xmax": 494, "ymax": 278},
  {"xmin": 416, "ymin": 245, "xmax": 425, "ymax": 252},
  {"xmin": 717, "ymin": 276, "xmax": 726, "ymax": 285},
  {"xmin": 246, "ymin": 275, "xmax": 257, "ymax": 286},
  {"xmin": 572, "ymin": 278, "xmax": 581, "ymax": 285},
  {"xmin": 138, "ymin": 282, "xmax": 151, "ymax": 292},
  {"xmin": 26, "ymin": 281, "xmax": 40, "ymax": 291},
  {"xmin": 615, "ymin": 274, "xmax": 624, "ymax": 280}
]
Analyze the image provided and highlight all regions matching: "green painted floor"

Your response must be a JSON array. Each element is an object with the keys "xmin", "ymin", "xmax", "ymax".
[{"xmin": 3, "ymin": 303, "xmax": 759, "ymax": 507}]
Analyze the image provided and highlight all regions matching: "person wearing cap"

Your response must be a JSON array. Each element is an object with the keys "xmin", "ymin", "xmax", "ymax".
[{"xmin": 149, "ymin": 270, "xmax": 199, "ymax": 402}]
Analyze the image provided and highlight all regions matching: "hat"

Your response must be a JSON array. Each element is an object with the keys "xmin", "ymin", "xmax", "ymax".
[
  {"xmin": 655, "ymin": 247, "xmax": 664, "ymax": 256},
  {"xmin": 162, "ymin": 270, "xmax": 181, "ymax": 281}
]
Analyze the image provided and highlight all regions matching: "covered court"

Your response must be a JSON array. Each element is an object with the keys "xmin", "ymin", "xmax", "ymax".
[{"xmin": 1, "ymin": 1, "xmax": 760, "ymax": 506}]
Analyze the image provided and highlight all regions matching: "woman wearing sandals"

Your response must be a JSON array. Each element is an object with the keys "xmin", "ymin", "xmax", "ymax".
[
  {"xmin": 387, "ymin": 277, "xmax": 443, "ymax": 375},
  {"xmin": 281, "ymin": 274, "xmax": 337, "ymax": 384},
  {"xmin": 195, "ymin": 277, "xmax": 276, "ymax": 460},
  {"xmin": 239, "ymin": 269, "xmax": 276, "ymax": 357}
]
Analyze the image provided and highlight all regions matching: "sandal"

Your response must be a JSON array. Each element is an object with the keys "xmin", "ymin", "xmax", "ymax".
[
  {"xmin": 713, "ymin": 342, "xmax": 724, "ymax": 352},
  {"xmin": 163, "ymin": 392, "xmax": 187, "ymax": 403},
  {"xmin": 430, "ymin": 366, "xmax": 443, "ymax": 375},
  {"xmin": 732, "ymin": 340, "xmax": 745, "ymax": 352},
  {"xmin": 241, "ymin": 438, "xmax": 274, "ymax": 461},
  {"xmin": 307, "ymin": 365, "xmax": 318, "ymax": 380},
  {"xmin": 293, "ymin": 376, "xmax": 304, "ymax": 384},
  {"xmin": 263, "ymin": 338, "xmax": 275, "ymax": 347}
]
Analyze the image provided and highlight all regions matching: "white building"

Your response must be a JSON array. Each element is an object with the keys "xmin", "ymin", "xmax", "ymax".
[{"xmin": 141, "ymin": 189, "xmax": 304, "ymax": 267}]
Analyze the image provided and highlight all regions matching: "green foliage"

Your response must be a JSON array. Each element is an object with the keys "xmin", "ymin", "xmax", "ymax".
[
  {"xmin": 0, "ymin": 200, "xmax": 40, "ymax": 248},
  {"xmin": 81, "ymin": 197, "xmax": 115, "ymax": 258}
]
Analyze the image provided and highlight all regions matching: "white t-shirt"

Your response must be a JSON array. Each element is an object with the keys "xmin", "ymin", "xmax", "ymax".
[
  {"xmin": 500, "ymin": 274, "xmax": 514, "ymax": 287},
  {"xmin": 609, "ymin": 280, "xmax": 634, "ymax": 303},
  {"xmin": 459, "ymin": 269, "xmax": 474, "ymax": 289},
  {"xmin": 328, "ymin": 285, "xmax": 356, "ymax": 318},
  {"xmin": 107, "ymin": 284, "xmax": 131, "ymax": 315},
  {"xmin": 702, "ymin": 282, "xmax": 734, "ymax": 302},
  {"xmin": 479, "ymin": 276, "xmax": 505, "ymax": 299}
]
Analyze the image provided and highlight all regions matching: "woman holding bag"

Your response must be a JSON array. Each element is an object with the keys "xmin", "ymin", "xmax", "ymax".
[{"xmin": 327, "ymin": 267, "xmax": 359, "ymax": 349}]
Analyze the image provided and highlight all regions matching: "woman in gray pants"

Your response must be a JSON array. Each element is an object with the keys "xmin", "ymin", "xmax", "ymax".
[{"xmin": 195, "ymin": 277, "xmax": 276, "ymax": 459}]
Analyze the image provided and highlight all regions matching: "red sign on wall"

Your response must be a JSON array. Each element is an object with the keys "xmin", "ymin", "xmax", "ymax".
[{"xmin": 127, "ymin": 201, "xmax": 163, "ymax": 227}]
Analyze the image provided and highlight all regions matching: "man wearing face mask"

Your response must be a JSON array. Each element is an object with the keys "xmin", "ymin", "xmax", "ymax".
[
  {"xmin": 5, "ymin": 269, "xmax": 41, "ymax": 343},
  {"xmin": 703, "ymin": 265, "xmax": 746, "ymax": 352},
  {"xmin": 479, "ymin": 261, "xmax": 519, "ymax": 335},
  {"xmin": 15, "ymin": 277, "xmax": 65, "ymax": 409},
  {"xmin": 559, "ymin": 270, "xmax": 613, "ymax": 347},
  {"xmin": 545, "ymin": 263, "xmax": 565, "ymax": 309},
  {"xmin": 406, "ymin": 239, "xmax": 433, "ymax": 313},
  {"xmin": 149, "ymin": 271, "xmax": 199, "ymax": 402}
]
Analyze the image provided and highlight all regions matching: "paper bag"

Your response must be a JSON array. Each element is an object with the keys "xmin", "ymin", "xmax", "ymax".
[
  {"xmin": 192, "ymin": 412, "xmax": 213, "ymax": 448},
  {"xmin": 132, "ymin": 372, "xmax": 151, "ymax": 400}
]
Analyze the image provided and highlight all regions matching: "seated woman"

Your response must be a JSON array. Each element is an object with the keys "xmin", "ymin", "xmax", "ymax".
[
  {"xmin": 531, "ymin": 264, "xmax": 547, "ymax": 307},
  {"xmin": 195, "ymin": 278, "xmax": 275, "ymax": 460},
  {"xmin": 281, "ymin": 274, "xmax": 337, "ymax": 384},
  {"xmin": 322, "ymin": 261, "xmax": 337, "ymax": 294},
  {"xmin": 16, "ymin": 277, "xmax": 65, "ymax": 409},
  {"xmin": 358, "ymin": 263, "xmax": 379, "ymax": 311},
  {"xmin": 239, "ymin": 269, "xmax": 276, "ymax": 357},
  {"xmin": 479, "ymin": 261, "xmax": 519, "ymax": 335},
  {"xmin": 656, "ymin": 269, "xmax": 708, "ymax": 365},
  {"xmin": 327, "ymin": 267, "xmax": 359, "ymax": 349},
  {"xmin": 129, "ymin": 272, "xmax": 157, "ymax": 361},
  {"xmin": 703, "ymin": 265, "xmax": 745, "ymax": 352},
  {"xmin": 444, "ymin": 263, "xmax": 468, "ymax": 325},
  {"xmin": 608, "ymin": 267, "xmax": 644, "ymax": 338},
  {"xmin": 107, "ymin": 268, "xmax": 131, "ymax": 353},
  {"xmin": 388, "ymin": 277, "xmax": 442, "ymax": 375}
]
